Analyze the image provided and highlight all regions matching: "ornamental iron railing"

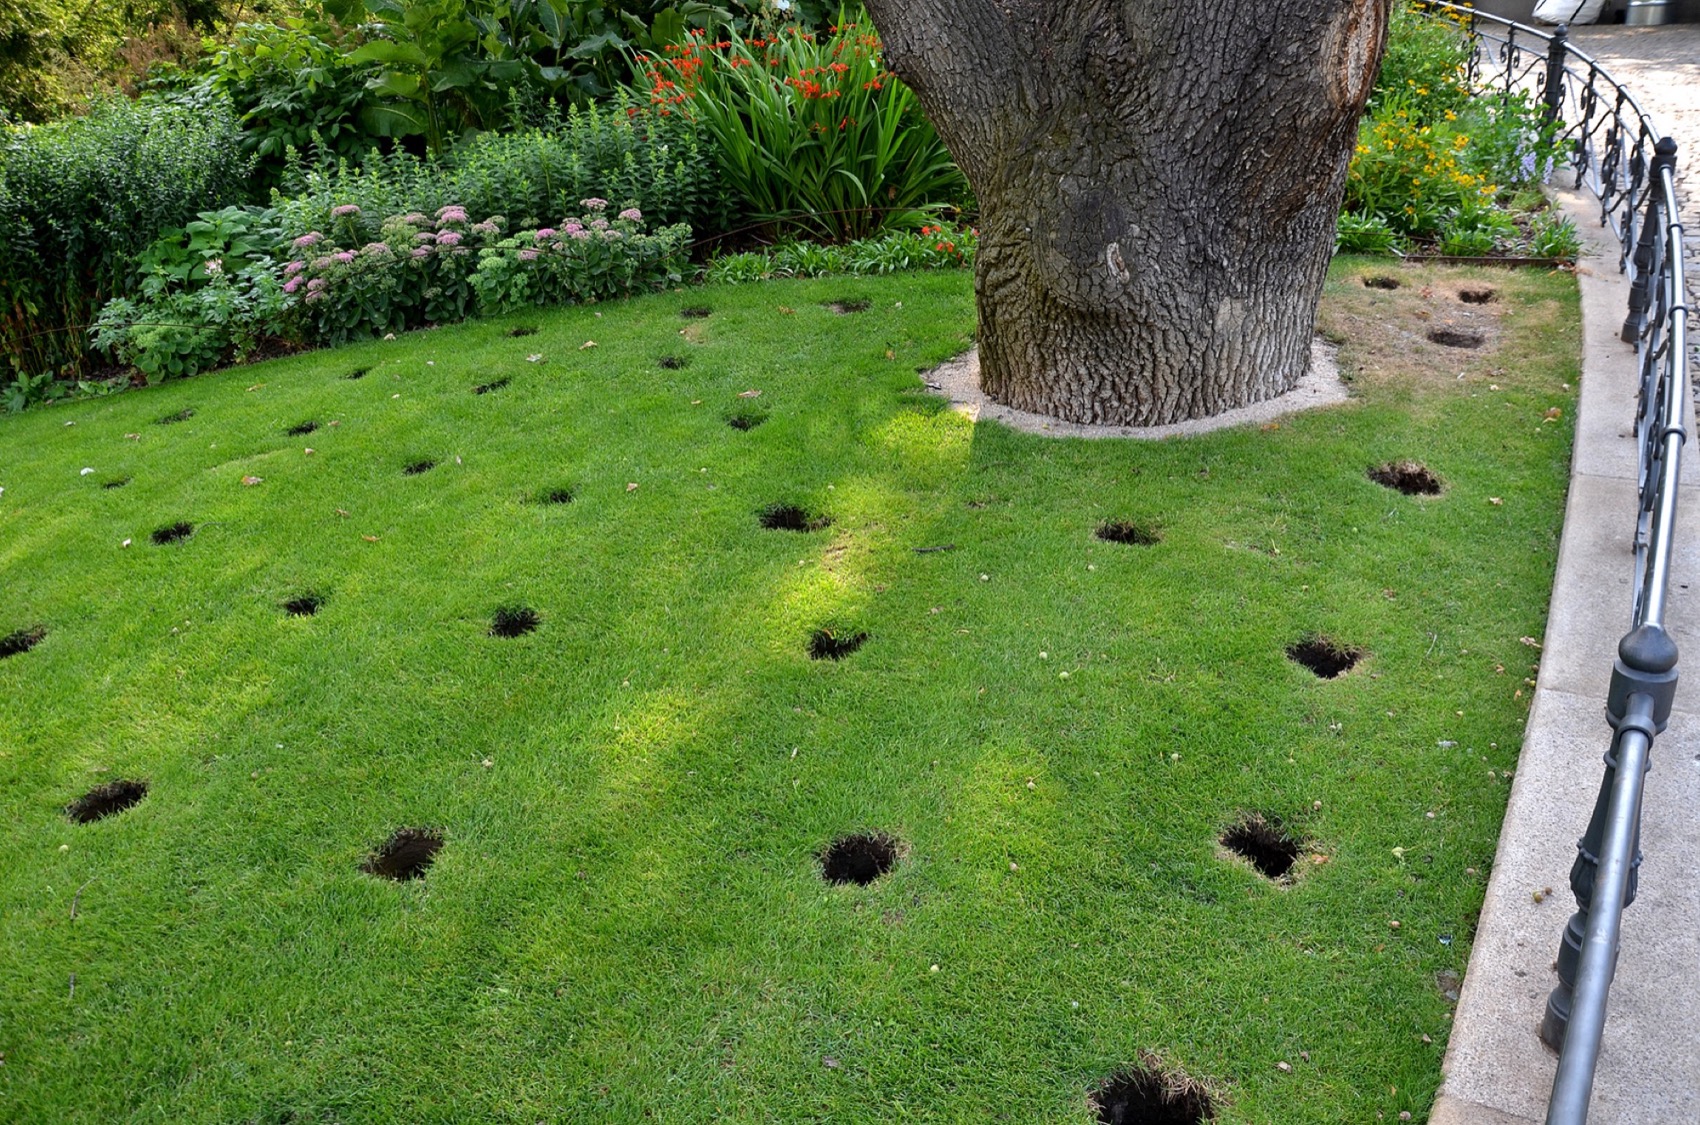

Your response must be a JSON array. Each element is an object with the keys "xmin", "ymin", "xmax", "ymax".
[{"xmin": 1419, "ymin": 6, "xmax": 1689, "ymax": 1124}]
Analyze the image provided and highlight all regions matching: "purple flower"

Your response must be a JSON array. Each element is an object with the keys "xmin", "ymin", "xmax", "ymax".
[
  {"xmin": 411, "ymin": 247, "xmax": 432, "ymax": 260},
  {"xmin": 360, "ymin": 242, "xmax": 391, "ymax": 256},
  {"xmin": 293, "ymin": 232, "xmax": 323, "ymax": 249},
  {"xmin": 570, "ymin": 230, "xmax": 591, "ymax": 240},
  {"xmin": 402, "ymin": 212, "xmax": 429, "ymax": 225},
  {"xmin": 436, "ymin": 230, "xmax": 463, "ymax": 247},
  {"xmin": 306, "ymin": 277, "xmax": 327, "ymax": 291},
  {"xmin": 563, "ymin": 222, "xmax": 584, "ymax": 234},
  {"xmin": 518, "ymin": 248, "xmax": 540, "ymax": 261},
  {"xmin": 590, "ymin": 218, "xmax": 609, "ymax": 230},
  {"xmin": 312, "ymin": 256, "xmax": 334, "ymax": 271},
  {"xmin": 334, "ymin": 251, "xmax": 356, "ymax": 264},
  {"xmin": 534, "ymin": 228, "xmax": 557, "ymax": 241},
  {"xmin": 284, "ymin": 260, "xmax": 306, "ymax": 277},
  {"xmin": 415, "ymin": 231, "xmax": 437, "ymax": 244},
  {"xmin": 471, "ymin": 221, "xmax": 499, "ymax": 236},
  {"xmin": 305, "ymin": 290, "xmax": 325, "ymax": 304},
  {"xmin": 283, "ymin": 276, "xmax": 302, "ymax": 294},
  {"xmin": 436, "ymin": 205, "xmax": 469, "ymax": 226},
  {"xmin": 618, "ymin": 208, "xmax": 642, "ymax": 222},
  {"xmin": 332, "ymin": 204, "xmax": 361, "ymax": 218},
  {"xmin": 580, "ymin": 198, "xmax": 608, "ymax": 211}
]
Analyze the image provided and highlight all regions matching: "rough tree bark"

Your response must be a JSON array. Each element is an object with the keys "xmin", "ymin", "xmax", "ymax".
[{"xmin": 862, "ymin": 0, "xmax": 1391, "ymax": 425}]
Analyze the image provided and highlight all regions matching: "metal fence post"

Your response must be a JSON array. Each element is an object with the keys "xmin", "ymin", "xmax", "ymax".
[
  {"xmin": 1543, "ymin": 24, "xmax": 1569, "ymax": 123},
  {"xmin": 1622, "ymin": 137, "xmax": 1679, "ymax": 343},
  {"xmin": 1540, "ymin": 625, "xmax": 1678, "ymax": 1054}
]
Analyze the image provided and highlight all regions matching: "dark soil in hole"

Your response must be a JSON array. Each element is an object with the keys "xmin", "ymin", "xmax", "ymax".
[
  {"xmin": 345, "ymin": 366, "xmax": 371, "ymax": 380},
  {"xmin": 759, "ymin": 503, "xmax": 831, "ymax": 532},
  {"xmin": 283, "ymin": 593, "xmax": 324, "ymax": 617},
  {"xmin": 540, "ymin": 487, "xmax": 575, "ymax": 504},
  {"xmin": 489, "ymin": 605, "xmax": 540, "ymax": 638},
  {"xmin": 151, "ymin": 521, "xmax": 194, "ymax": 545},
  {"xmin": 1459, "ymin": 287, "xmax": 1497, "ymax": 304},
  {"xmin": 808, "ymin": 627, "xmax": 867, "ymax": 660},
  {"xmin": 102, "ymin": 477, "xmax": 130, "ymax": 490},
  {"xmin": 66, "ymin": 779, "xmax": 148, "ymax": 824},
  {"xmin": 1221, "ymin": 815, "xmax": 1303, "ymax": 879},
  {"xmin": 362, "ymin": 827, "xmax": 444, "ymax": 880},
  {"xmin": 507, "ymin": 326, "xmax": 538, "ymax": 337},
  {"xmin": 1287, "ymin": 635, "xmax": 1363, "ymax": 679},
  {"xmin": 1369, "ymin": 460, "xmax": 1442, "ymax": 496},
  {"xmin": 0, "ymin": 625, "xmax": 46, "ymax": 658},
  {"xmin": 657, "ymin": 354, "xmax": 689, "ymax": 370},
  {"xmin": 1091, "ymin": 1066, "xmax": 1214, "ymax": 1124},
  {"xmin": 824, "ymin": 298, "xmax": 872, "ymax": 314},
  {"xmin": 402, "ymin": 459, "xmax": 437, "ymax": 476},
  {"xmin": 680, "ymin": 306, "xmax": 711, "ymax": 318},
  {"xmin": 156, "ymin": 408, "xmax": 195, "ymax": 425},
  {"xmin": 1096, "ymin": 520, "xmax": 1161, "ymax": 546},
  {"xmin": 286, "ymin": 420, "xmax": 319, "ymax": 436},
  {"xmin": 1427, "ymin": 326, "xmax": 1484, "ymax": 349},
  {"xmin": 473, "ymin": 377, "xmax": 510, "ymax": 394},
  {"xmin": 726, "ymin": 408, "xmax": 768, "ymax": 431},
  {"xmin": 1363, "ymin": 276, "xmax": 1401, "ymax": 290},
  {"xmin": 821, "ymin": 832, "xmax": 898, "ymax": 885}
]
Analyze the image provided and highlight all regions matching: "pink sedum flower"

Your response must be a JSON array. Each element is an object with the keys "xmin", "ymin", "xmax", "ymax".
[
  {"xmin": 411, "ymin": 247, "xmax": 432, "ymax": 260},
  {"xmin": 334, "ymin": 251, "xmax": 355, "ymax": 264},
  {"xmin": 579, "ymin": 198, "xmax": 608, "ymax": 211},
  {"xmin": 331, "ymin": 204, "xmax": 361, "ymax": 218},
  {"xmin": 563, "ymin": 222, "xmax": 584, "ymax": 234},
  {"xmin": 534, "ymin": 228, "xmax": 557, "ymax": 241},
  {"xmin": 312, "ymin": 256, "xmax": 334, "ymax": 270},
  {"xmin": 436, "ymin": 230, "xmax": 463, "ymax": 247},
  {"xmin": 284, "ymin": 260, "xmax": 306, "ymax": 277},
  {"xmin": 306, "ymin": 277, "xmax": 327, "ymax": 291},
  {"xmin": 518, "ymin": 248, "xmax": 540, "ymax": 261},
  {"xmin": 293, "ymin": 232, "xmax": 323, "ymax": 249},
  {"xmin": 283, "ymin": 276, "xmax": 302, "ymax": 294},
  {"xmin": 618, "ymin": 208, "xmax": 642, "ymax": 222}
]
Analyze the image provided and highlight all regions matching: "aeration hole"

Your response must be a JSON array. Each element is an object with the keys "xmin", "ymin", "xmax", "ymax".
[
  {"xmin": 102, "ymin": 477, "xmax": 131, "ymax": 490},
  {"xmin": 1369, "ymin": 461, "xmax": 1442, "ymax": 496},
  {"xmin": 820, "ymin": 832, "xmax": 898, "ymax": 885},
  {"xmin": 759, "ymin": 504, "xmax": 830, "ymax": 532},
  {"xmin": 680, "ymin": 306, "xmax": 711, "ymax": 318},
  {"xmin": 1091, "ymin": 1064, "xmax": 1214, "ymax": 1124},
  {"xmin": 66, "ymin": 779, "xmax": 149, "ymax": 824},
  {"xmin": 489, "ymin": 605, "xmax": 540, "ymax": 638},
  {"xmin": 473, "ymin": 377, "xmax": 510, "ymax": 395},
  {"xmin": 1221, "ymin": 815, "xmax": 1303, "ymax": 880},
  {"xmin": 1363, "ymin": 276, "xmax": 1401, "ymax": 290},
  {"xmin": 156, "ymin": 408, "xmax": 194, "ymax": 425},
  {"xmin": 726, "ymin": 409, "xmax": 768, "ymax": 432},
  {"xmin": 507, "ymin": 326, "xmax": 538, "ymax": 338},
  {"xmin": 283, "ymin": 593, "xmax": 324, "ymax": 617},
  {"xmin": 808, "ymin": 627, "xmax": 867, "ymax": 660},
  {"xmin": 539, "ymin": 487, "xmax": 575, "ymax": 505},
  {"xmin": 286, "ymin": 421, "xmax": 319, "ymax": 436},
  {"xmin": 657, "ymin": 355, "xmax": 689, "ymax": 370},
  {"xmin": 1286, "ymin": 636, "xmax": 1363, "ymax": 679},
  {"xmin": 151, "ymin": 521, "xmax": 194, "ymax": 545},
  {"xmin": 1427, "ymin": 326, "xmax": 1484, "ymax": 349},
  {"xmin": 1459, "ymin": 287, "xmax": 1497, "ymax": 304},
  {"xmin": 824, "ymin": 299, "xmax": 872, "ymax": 314},
  {"xmin": 1096, "ymin": 520, "xmax": 1161, "ymax": 546},
  {"xmin": 0, "ymin": 625, "xmax": 46, "ymax": 658},
  {"xmin": 362, "ymin": 827, "xmax": 443, "ymax": 880},
  {"xmin": 402, "ymin": 460, "xmax": 437, "ymax": 476},
  {"xmin": 345, "ymin": 367, "xmax": 371, "ymax": 380}
]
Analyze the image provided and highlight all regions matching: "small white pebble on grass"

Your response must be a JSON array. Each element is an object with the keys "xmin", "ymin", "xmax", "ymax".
[
  {"xmin": 1039, "ymin": 652, "xmax": 1048, "ymax": 660},
  {"xmin": 481, "ymin": 758, "xmax": 494, "ymax": 768},
  {"xmin": 121, "ymin": 539, "xmax": 131, "ymax": 548},
  {"xmin": 59, "ymin": 844, "xmax": 69, "ymax": 852},
  {"xmin": 979, "ymin": 573, "xmax": 989, "ymax": 582},
  {"xmin": 930, "ymin": 964, "xmax": 939, "ymax": 973},
  {"xmin": 80, "ymin": 467, "xmax": 94, "ymax": 476}
]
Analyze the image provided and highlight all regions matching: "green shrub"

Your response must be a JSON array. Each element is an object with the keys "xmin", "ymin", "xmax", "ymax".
[
  {"xmin": 1527, "ymin": 210, "xmax": 1581, "ymax": 259},
  {"xmin": 1335, "ymin": 211, "xmax": 1401, "ymax": 254},
  {"xmin": 634, "ymin": 18, "xmax": 967, "ymax": 240},
  {"xmin": 701, "ymin": 221, "xmax": 974, "ymax": 282},
  {"xmin": 470, "ymin": 199, "xmax": 690, "ymax": 314},
  {"xmin": 0, "ymin": 91, "xmax": 253, "ymax": 380}
]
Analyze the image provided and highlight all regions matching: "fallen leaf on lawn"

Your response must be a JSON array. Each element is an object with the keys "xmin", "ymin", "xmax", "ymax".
[
  {"xmin": 1544, "ymin": 407, "xmax": 1562, "ymax": 421},
  {"xmin": 738, "ymin": 389, "xmax": 761, "ymax": 398},
  {"xmin": 626, "ymin": 482, "xmax": 639, "ymax": 492},
  {"xmin": 125, "ymin": 433, "xmax": 140, "ymax": 440},
  {"xmin": 241, "ymin": 475, "xmax": 263, "ymax": 486},
  {"xmin": 778, "ymin": 305, "xmax": 795, "ymax": 315},
  {"xmin": 328, "ymin": 420, "xmax": 341, "ymax": 427},
  {"xmin": 527, "ymin": 354, "xmax": 546, "ymax": 363},
  {"xmin": 690, "ymin": 399, "xmax": 702, "ymax": 405},
  {"xmin": 1277, "ymin": 1061, "xmax": 1292, "ymax": 1073},
  {"xmin": 884, "ymin": 349, "xmax": 895, "ymax": 360},
  {"xmin": 579, "ymin": 340, "xmax": 597, "ymax": 350},
  {"xmin": 1520, "ymin": 636, "xmax": 1542, "ymax": 649},
  {"xmin": 1488, "ymin": 496, "xmax": 1503, "ymax": 505},
  {"xmin": 822, "ymin": 1057, "xmax": 840, "ymax": 1069},
  {"xmin": 1261, "ymin": 422, "xmax": 1281, "ymax": 431},
  {"xmin": 335, "ymin": 509, "xmax": 350, "ymax": 518},
  {"xmin": 79, "ymin": 467, "xmax": 94, "ymax": 475},
  {"xmin": 247, "ymin": 383, "xmax": 265, "ymax": 392},
  {"xmin": 121, "ymin": 538, "xmax": 131, "ymax": 548},
  {"xmin": 303, "ymin": 448, "xmax": 316, "ymax": 455},
  {"xmin": 362, "ymin": 535, "xmax": 380, "ymax": 542}
]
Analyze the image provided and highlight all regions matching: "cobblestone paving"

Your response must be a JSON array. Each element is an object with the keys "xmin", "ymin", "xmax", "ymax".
[{"xmin": 1568, "ymin": 25, "xmax": 1700, "ymax": 379}]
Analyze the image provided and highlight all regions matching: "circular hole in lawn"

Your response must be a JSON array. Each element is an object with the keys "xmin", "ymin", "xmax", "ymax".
[
  {"xmin": 657, "ymin": 354, "xmax": 689, "ymax": 370},
  {"xmin": 726, "ymin": 407, "xmax": 768, "ymax": 432},
  {"xmin": 102, "ymin": 476, "xmax": 131, "ymax": 490},
  {"xmin": 283, "ymin": 592, "xmax": 324, "ymax": 617},
  {"xmin": 473, "ymin": 377, "xmax": 510, "ymax": 395},
  {"xmin": 808, "ymin": 627, "xmax": 867, "ymax": 661},
  {"xmin": 1096, "ymin": 519, "xmax": 1161, "ymax": 546},
  {"xmin": 489, "ymin": 605, "xmax": 540, "ymax": 638},
  {"xmin": 1286, "ymin": 635, "xmax": 1363, "ymax": 679},
  {"xmin": 824, "ymin": 298, "xmax": 872, "ymax": 315},
  {"xmin": 65, "ymin": 779, "xmax": 148, "ymax": 824},
  {"xmin": 0, "ymin": 625, "xmax": 47, "ymax": 658},
  {"xmin": 1221, "ymin": 814, "xmax": 1303, "ymax": 880},
  {"xmin": 1427, "ymin": 326, "xmax": 1484, "ymax": 349},
  {"xmin": 680, "ymin": 306, "xmax": 711, "ymax": 319},
  {"xmin": 1091, "ymin": 1064, "xmax": 1214, "ymax": 1124},
  {"xmin": 1368, "ymin": 460, "xmax": 1442, "ymax": 496},
  {"xmin": 539, "ymin": 486, "xmax": 575, "ymax": 505},
  {"xmin": 1362, "ymin": 275, "xmax": 1401, "ymax": 291},
  {"xmin": 345, "ymin": 366, "xmax": 371, "ymax": 380},
  {"xmin": 402, "ymin": 459, "xmax": 437, "ymax": 476},
  {"xmin": 1459, "ymin": 286, "xmax": 1497, "ymax": 304},
  {"xmin": 759, "ymin": 503, "xmax": 830, "ymax": 532},
  {"xmin": 821, "ymin": 832, "xmax": 898, "ymax": 885},
  {"xmin": 151, "ymin": 521, "xmax": 194, "ymax": 545},
  {"xmin": 156, "ymin": 408, "xmax": 194, "ymax": 425},
  {"xmin": 507, "ymin": 326, "xmax": 538, "ymax": 338},
  {"xmin": 361, "ymin": 827, "xmax": 444, "ymax": 881},
  {"xmin": 286, "ymin": 420, "xmax": 319, "ymax": 437}
]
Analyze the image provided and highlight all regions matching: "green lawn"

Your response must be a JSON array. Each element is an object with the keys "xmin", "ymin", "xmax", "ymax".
[{"xmin": 0, "ymin": 262, "xmax": 1578, "ymax": 1123}]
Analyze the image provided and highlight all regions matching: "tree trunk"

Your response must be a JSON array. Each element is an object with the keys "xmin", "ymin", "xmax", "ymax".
[{"xmin": 863, "ymin": 0, "xmax": 1390, "ymax": 426}]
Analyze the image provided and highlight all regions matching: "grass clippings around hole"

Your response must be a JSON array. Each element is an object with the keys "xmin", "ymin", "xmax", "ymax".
[
  {"xmin": 1091, "ymin": 1060, "xmax": 1215, "ymax": 1124},
  {"xmin": 1363, "ymin": 275, "xmax": 1401, "ymax": 290},
  {"xmin": 361, "ymin": 827, "xmax": 444, "ymax": 881},
  {"xmin": 1220, "ymin": 814, "xmax": 1304, "ymax": 880},
  {"xmin": 657, "ymin": 354, "xmax": 689, "ymax": 370},
  {"xmin": 282, "ymin": 593, "xmax": 324, "ymax": 617},
  {"xmin": 155, "ymin": 408, "xmax": 194, "ymax": 425},
  {"xmin": 402, "ymin": 459, "xmax": 437, "ymax": 476},
  {"xmin": 286, "ymin": 420, "xmax": 319, "ymax": 437},
  {"xmin": 473, "ymin": 377, "xmax": 511, "ymax": 395},
  {"xmin": 538, "ymin": 486, "xmax": 575, "ymax": 505},
  {"xmin": 824, "ymin": 298, "xmax": 872, "ymax": 315},
  {"xmin": 65, "ymin": 779, "xmax": 148, "ymax": 824},
  {"xmin": 101, "ymin": 477, "xmax": 130, "ymax": 490},
  {"xmin": 344, "ymin": 366, "xmax": 371, "ymax": 380},
  {"xmin": 820, "ymin": 832, "xmax": 898, "ymax": 885},
  {"xmin": 758, "ymin": 503, "xmax": 831, "ymax": 532},
  {"xmin": 1286, "ymin": 635, "xmax": 1364, "ymax": 679},
  {"xmin": 1427, "ymin": 326, "xmax": 1484, "ymax": 349},
  {"xmin": 808, "ymin": 626, "xmax": 867, "ymax": 661},
  {"xmin": 0, "ymin": 625, "xmax": 46, "ymax": 658},
  {"xmin": 1369, "ymin": 460, "xmax": 1442, "ymax": 496},
  {"xmin": 507, "ymin": 326, "xmax": 538, "ymax": 338},
  {"xmin": 1458, "ymin": 287, "xmax": 1497, "ymax": 304},
  {"xmin": 1096, "ymin": 519, "xmax": 1161, "ymax": 546},
  {"xmin": 150, "ymin": 521, "xmax": 194, "ymax": 545},
  {"xmin": 680, "ymin": 306, "xmax": 711, "ymax": 318},
  {"xmin": 725, "ymin": 406, "xmax": 768, "ymax": 431},
  {"xmin": 489, "ymin": 605, "xmax": 540, "ymax": 638}
]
